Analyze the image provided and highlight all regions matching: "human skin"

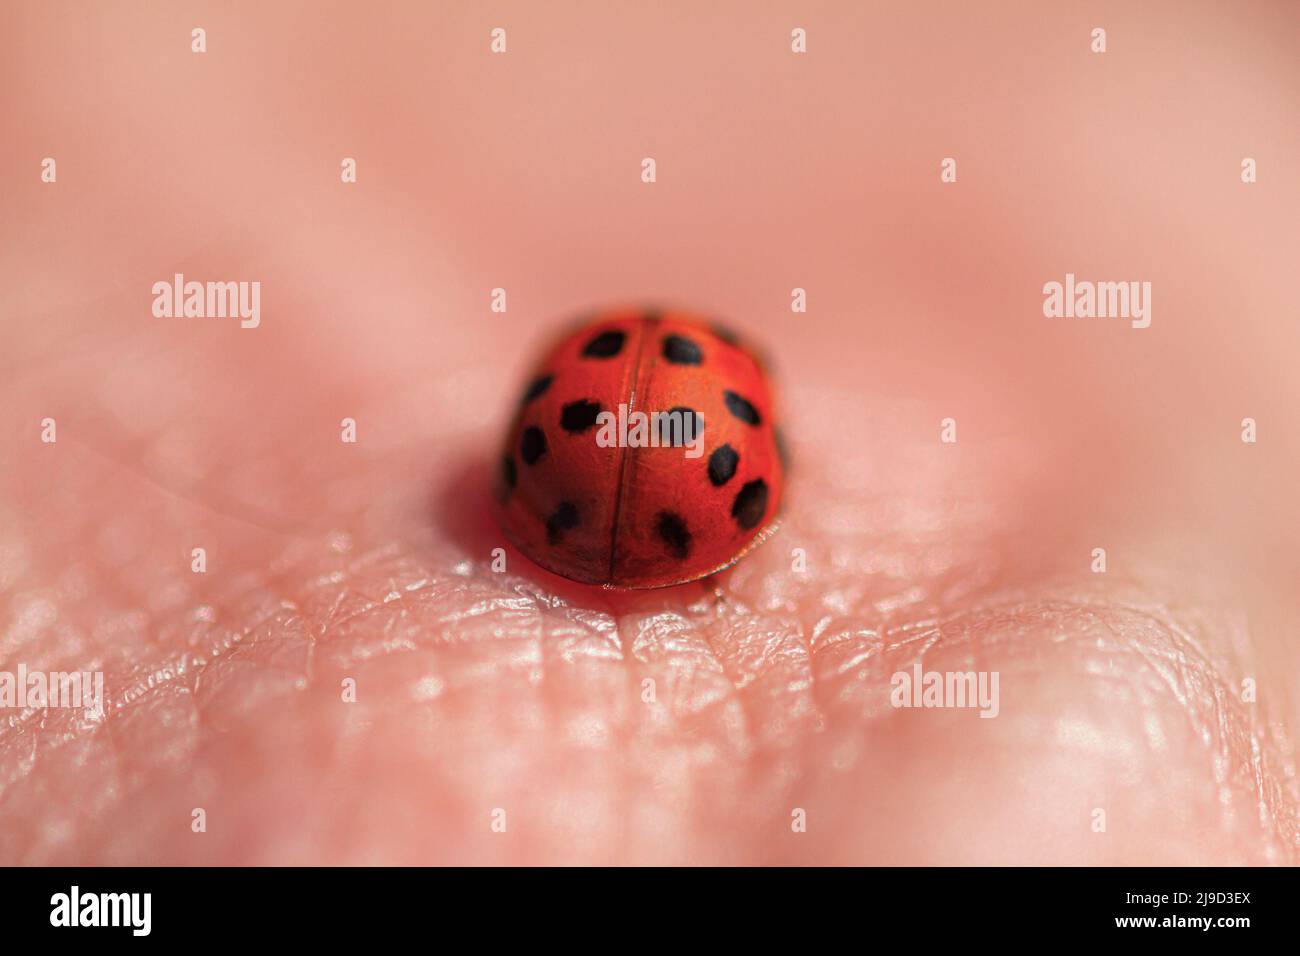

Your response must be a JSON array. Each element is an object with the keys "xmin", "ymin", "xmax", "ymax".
[{"xmin": 1, "ymin": 1, "xmax": 1297, "ymax": 865}]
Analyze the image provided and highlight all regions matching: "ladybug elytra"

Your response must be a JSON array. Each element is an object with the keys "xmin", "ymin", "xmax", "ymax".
[{"xmin": 495, "ymin": 309, "xmax": 783, "ymax": 588}]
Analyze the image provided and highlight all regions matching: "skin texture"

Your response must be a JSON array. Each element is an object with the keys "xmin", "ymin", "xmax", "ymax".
[{"xmin": 1, "ymin": 1, "xmax": 1298, "ymax": 865}]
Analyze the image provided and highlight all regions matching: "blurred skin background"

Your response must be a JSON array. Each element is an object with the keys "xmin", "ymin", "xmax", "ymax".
[{"xmin": 0, "ymin": 1, "xmax": 1297, "ymax": 864}]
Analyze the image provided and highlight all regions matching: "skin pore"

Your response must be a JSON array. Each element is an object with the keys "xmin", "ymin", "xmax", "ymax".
[{"xmin": 2, "ymin": 1, "xmax": 1297, "ymax": 865}]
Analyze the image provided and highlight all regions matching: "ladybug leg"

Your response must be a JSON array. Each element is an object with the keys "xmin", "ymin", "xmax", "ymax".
[
  {"xmin": 698, "ymin": 576, "xmax": 727, "ymax": 605},
  {"xmin": 693, "ymin": 570, "xmax": 737, "ymax": 613}
]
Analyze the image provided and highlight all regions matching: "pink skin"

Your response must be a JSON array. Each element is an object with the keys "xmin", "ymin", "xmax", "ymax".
[{"xmin": 1, "ymin": 2, "xmax": 1297, "ymax": 864}]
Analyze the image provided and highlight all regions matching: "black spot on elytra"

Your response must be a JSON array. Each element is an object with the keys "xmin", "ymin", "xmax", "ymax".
[
  {"xmin": 731, "ymin": 478, "xmax": 769, "ymax": 531},
  {"xmin": 522, "ymin": 374, "xmax": 553, "ymax": 403},
  {"xmin": 546, "ymin": 501, "xmax": 579, "ymax": 543},
  {"xmin": 520, "ymin": 426, "xmax": 547, "ymax": 465},
  {"xmin": 662, "ymin": 334, "xmax": 703, "ymax": 365},
  {"xmin": 582, "ymin": 330, "xmax": 625, "ymax": 359},
  {"xmin": 658, "ymin": 407, "xmax": 702, "ymax": 446},
  {"xmin": 656, "ymin": 511, "xmax": 691, "ymax": 559},
  {"xmin": 723, "ymin": 390, "xmax": 762, "ymax": 426},
  {"xmin": 561, "ymin": 399, "xmax": 603, "ymax": 433},
  {"xmin": 707, "ymin": 444, "xmax": 738, "ymax": 486}
]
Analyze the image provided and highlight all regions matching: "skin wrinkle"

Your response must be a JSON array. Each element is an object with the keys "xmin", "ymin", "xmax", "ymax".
[
  {"xmin": 823, "ymin": 615, "xmax": 1279, "ymax": 863},
  {"xmin": 787, "ymin": 579, "xmax": 1297, "ymax": 853},
  {"xmin": 985, "ymin": 592, "xmax": 1293, "ymax": 853}
]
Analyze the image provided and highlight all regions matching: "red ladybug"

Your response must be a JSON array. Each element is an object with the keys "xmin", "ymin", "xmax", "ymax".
[{"xmin": 495, "ymin": 308, "xmax": 783, "ymax": 588}]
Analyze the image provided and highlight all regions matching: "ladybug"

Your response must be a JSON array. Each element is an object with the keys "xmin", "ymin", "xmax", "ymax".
[{"xmin": 494, "ymin": 308, "xmax": 783, "ymax": 588}]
